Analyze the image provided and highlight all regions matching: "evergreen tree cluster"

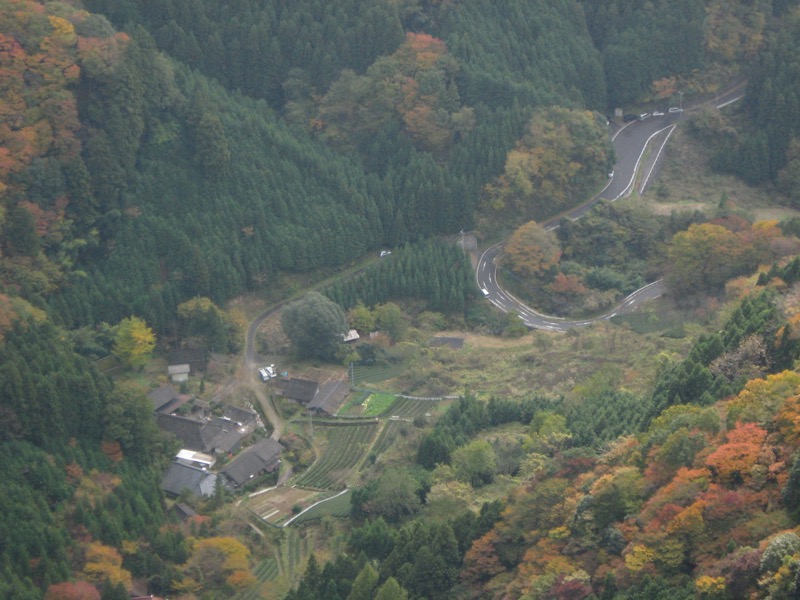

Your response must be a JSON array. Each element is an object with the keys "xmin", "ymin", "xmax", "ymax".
[
  {"xmin": 648, "ymin": 289, "xmax": 791, "ymax": 422},
  {"xmin": 324, "ymin": 240, "xmax": 475, "ymax": 314},
  {"xmin": 286, "ymin": 504, "xmax": 502, "ymax": 600},
  {"xmin": 0, "ymin": 321, "xmax": 111, "ymax": 450},
  {"xmin": 416, "ymin": 395, "xmax": 539, "ymax": 469},
  {"xmin": 712, "ymin": 9, "xmax": 800, "ymax": 193},
  {"xmin": 83, "ymin": 0, "xmax": 405, "ymax": 109},
  {"xmin": 581, "ymin": 0, "xmax": 706, "ymax": 107}
]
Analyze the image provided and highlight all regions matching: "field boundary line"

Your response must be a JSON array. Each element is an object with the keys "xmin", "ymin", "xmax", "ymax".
[{"xmin": 283, "ymin": 488, "xmax": 350, "ymax": 527}]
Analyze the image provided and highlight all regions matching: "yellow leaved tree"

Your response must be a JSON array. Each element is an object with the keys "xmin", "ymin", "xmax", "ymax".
[{"xmin": 112, "ymin": 316, "xmax": 156, "ymax": 369}]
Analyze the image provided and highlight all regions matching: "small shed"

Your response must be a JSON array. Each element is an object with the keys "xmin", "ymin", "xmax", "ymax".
[
  {"xmin": 342, "ymin": 329, "xmax": 360, "ymax": 343},
  {"xmin": 168, "ymin": 364, "xmax": 190, "ymax": 383}
]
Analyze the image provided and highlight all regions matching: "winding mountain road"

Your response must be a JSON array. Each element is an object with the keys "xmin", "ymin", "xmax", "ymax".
[{"xmin": 476, "ymin": 86, "xmax": 745, "ymax": 331}]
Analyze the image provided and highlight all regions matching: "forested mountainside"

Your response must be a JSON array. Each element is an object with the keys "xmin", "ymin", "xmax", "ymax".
[{"xmin": 4, "ymin": 0, "xmax": 800, "ymax": 599}]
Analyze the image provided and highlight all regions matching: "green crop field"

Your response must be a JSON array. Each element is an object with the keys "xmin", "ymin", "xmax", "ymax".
[
  {"xmin": 295, "ymin": 423, "xmax": 378, "ymax": 489},
  {"xmin": 351, "ymin": 362, "xmax": 407, "ymax": 385},
  {"xmin": 290, "ymin": 491, "xmax": 352, "ymax": 525},
  {"xmin": 362, "ymin": 392, "xmax": 397, "ymax": 416},
  {"xmin": 371, "ymin": 420, "xmax": 406, "ymax": 456},
  {"xmin": 385, "ymin": 397, "xmax": 438, "ymax": 419},
  {"xmin": 233, "ymin": 557, "xmax": 278, "ymax": 600}
]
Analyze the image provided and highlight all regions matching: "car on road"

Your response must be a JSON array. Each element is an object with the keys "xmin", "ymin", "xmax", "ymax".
[
  {"xmin": 623, "ymin": 114, "xmax": 638, "ymax": 122},
  {"xmin": 608, "ymin": 170, "xmax": 614, "ymax": 178},
  {"xmin": 668, "ymin": 107, "xmax": 683, "ymax": 113},
  {"xmin": 379, "ymin": 250, "xmax": 391, "ymax": 257},
  {"xmin": 652, "ymin": 110, "xmax": 665, "ymax": 117},
  {"xmin": 638, "ymin": 112, "xmax": 651, "ymax": 120},
  {"xmin": 481, "ymin": 288, "xmax": 490, "ymax": 297}
]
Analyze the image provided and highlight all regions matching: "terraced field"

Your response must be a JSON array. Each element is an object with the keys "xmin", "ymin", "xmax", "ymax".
[
  {"xmin": 233, "ymin": 558, "xmax": 278, "ymax": 600},
  {"xmin": 371, "ymin": 420, "xmax": 407, "ymax": 456},
  {"xmin": 351, "ymin": 362, "xmax": 407, "ymax": 385},
  {"xmin": 290, "ymin": 490, "xmax": 352, "ymax": 524},
  {"xmin": 385, "ymin": 397, "xmax": 438, "ymax": 419},
  {"xmin": 295, "ymin": 422, "xmax": 378, "ymax": 489}
]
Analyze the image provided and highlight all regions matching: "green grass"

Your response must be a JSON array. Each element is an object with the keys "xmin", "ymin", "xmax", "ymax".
[
  {"xmin": 337, "ymin": 390, "xmax": 371, "ymax": 416},
  {"xmin": 362, "ymin": 392, "xmax": 397, "ymax": 416}
]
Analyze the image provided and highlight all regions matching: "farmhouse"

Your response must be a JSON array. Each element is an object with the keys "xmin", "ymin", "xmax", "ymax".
[
  {"xmin": 307, "ymin": 380, "xmax": 349, "ymax": 416},
  {"xmin": 156, "ymin": 412, "xmax": 256, "ymax": 455},
  {"xmin": 221, "ymin": 438, "xmax": 284, "ymax": 487},
  {"xmin": 281, "ymin": 377, "xmax": 320, "ymax": 404},
  {"xmin": 161, "ymin": 462, "xmax": 217, "ymax": 498},
  {"xmin": 148, "ymin": 384, "xmax": 184, "ymax": 413},
  {"xmin": 169, "ymin": 347, "xmax": 207, "ymax": 373}
]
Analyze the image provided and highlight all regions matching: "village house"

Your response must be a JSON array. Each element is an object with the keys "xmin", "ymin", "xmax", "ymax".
[
  {"xmin": 161, "ymin": 462, "xmax": 217, "ymax": 498},
  {"xmin": 220, "ymin": 438, "xmax": 284, "ymax": 488}
]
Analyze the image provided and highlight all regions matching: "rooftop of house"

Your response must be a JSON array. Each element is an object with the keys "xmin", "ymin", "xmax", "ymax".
[
  {"xmin": 221, "ymin": 438, "xmax": 283, "ymax": 487},
  {"xmin": 161, "ymin": 462, "xmax": 217, "ymax": 498},
  {"xmin": 281, "ymin": 378, "xmax": 319, "ymax": 403},
  {"xmin": 307, "ymin": 379, "xmax": 349, "ymax": 415},
  {"xmin": 148, "ymin": 384, "xmax": 182, "ymax": 412}
]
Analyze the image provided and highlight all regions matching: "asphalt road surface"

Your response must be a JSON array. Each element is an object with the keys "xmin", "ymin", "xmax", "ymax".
[{"xmin": 475, "ymin": 86, "xmax": 744, "ymax": 330}]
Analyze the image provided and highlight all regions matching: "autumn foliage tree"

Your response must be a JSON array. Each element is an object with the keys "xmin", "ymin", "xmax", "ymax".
[
  {"xmin": 112, "ymin": 316, "xmax": 156, "ymax": 368},
  {"xmin": 485, "ymin": 106, "xmax": 613, "ymax": 222},
  {"xmin": 505, "ymin": 220, "xmax": 561, "ymax": 280},
  {"xmin": 44, "ymin": 582, "xmax": 100, "ymax": 600}
]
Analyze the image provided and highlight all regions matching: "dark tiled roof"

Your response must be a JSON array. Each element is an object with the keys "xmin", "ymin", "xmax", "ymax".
[
  {"xmin": 157, "ymin": 414, "xmax": 210, "ymax": 451},
  {"xmin": 282, "ymin": 378, "xmax": 319, "ymax": 403},
  {"xmin": 169, "ymin": 348, "xmax": 207, "ymax": 372},
  {"xmin": 308, "ymin": 380, "xmax": 349, "ymax": 415},
  {"xmin": 148, "ymin": 385, "xmax": 181, "ymax": 412},
  {"xmin": 172, "ymin": 502, "xmax": 198, "ymax": 520},
  {"xmin": 221, "ymin": 438, "xmax": 283, "ymax": 487},
  {"xmin": 223, "ymin": 405, "xmax": 258, "ymax": 425},
  {"xmin": 161, "ymin": 462, "xmax": 216, "ymax": 497}
]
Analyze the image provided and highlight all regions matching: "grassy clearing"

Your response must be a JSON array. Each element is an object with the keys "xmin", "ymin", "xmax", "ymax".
[{"xmin": 642, "ymin": 123, "xmax": 799, "ymax": 221}]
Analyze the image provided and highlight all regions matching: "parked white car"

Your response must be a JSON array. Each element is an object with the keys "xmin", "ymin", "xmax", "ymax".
[{"xmin": 258, "ymin": 365, "xmax": 276, "ymax": 381}]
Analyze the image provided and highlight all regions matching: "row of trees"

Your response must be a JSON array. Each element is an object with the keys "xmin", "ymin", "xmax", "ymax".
[{"xmin": 324, "ymin": 240, "xmax": 476, "ymax": 315}]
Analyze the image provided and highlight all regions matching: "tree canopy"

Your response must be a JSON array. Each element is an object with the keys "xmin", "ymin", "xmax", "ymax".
[{"xmin": 281, "ymin": 292, "xmax": 347, "ymax": 361}]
